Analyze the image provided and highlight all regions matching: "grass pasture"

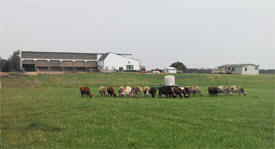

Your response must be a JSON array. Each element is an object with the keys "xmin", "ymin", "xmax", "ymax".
[{"xmin": 0, "ymin": 73, "xmax": 274, "ymax": 148}]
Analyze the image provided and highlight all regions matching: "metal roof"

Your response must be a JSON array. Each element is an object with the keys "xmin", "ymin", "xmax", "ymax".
[
  {"xmin": 165, "ymin": 67, "xmax": 176, "ymax": 70},
  {"xmin": 218, "ymin": 64, "xmax": 259, "ymax": 68},
  {"xmin": 98, "ymin": 52, "xmax": 139, "ymax": 62},
  {"xmin": 21, "ymin": 51, "xmax": 98, "ymax": 55},
  {"xmin": 98, "ymin": 53, "xmax": 110, "ymax": 61},
  {"xmin": 21, "ymin": 51, "xmax": 132, "ymax": 56}
]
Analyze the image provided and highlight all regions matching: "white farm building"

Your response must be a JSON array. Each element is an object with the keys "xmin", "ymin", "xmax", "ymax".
[
  {"xmin": 164, "ymin": 67, "xmax": 177, "ymax": 73},
  {"xmin": 218, "ymin": 64, "xmax": 259, "ymax": 75},
  {"xmin": 98, "ymin": 52, "xmax": 140, "ymax": 72}
]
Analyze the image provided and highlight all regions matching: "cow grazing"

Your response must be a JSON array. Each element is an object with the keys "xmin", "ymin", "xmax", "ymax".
[
  {"xmin": 182, "ymin": 87, "xmax": 191, "ymax": 98},
  {"xmin": 190, "ymin": 86, "xmax": 203, "ymax": 96},
  {"xmin": 158, "ymin": 86, "xmax": 174, "ymax": 98},
  {"xmin": 98, "ymin": 86, "xmax": 108, "ymax": 96},
  {"xmin": 208, "ymin": 86, "xmax": 220, "ymax": 96},
  {"xmin": 107, "ymin": 86, "xmax": 116, "ymax": 97},
  {"xmin": 217, "ymin": 86, "xmax": 232, "ymax": 96},
  {"xmin": 149, "ymin": 87, "xmax": 157, "ymax": 98},
  {"xmin": 230, "ymin": 86, "xmax": 247, "ymax": 96},
  {"xmin": 80, "ymin": 86, "xmax": 93, "ymax": 98},
  {"xmin": 121, "ymin": 86, "xmax": 134, "ymax": 97},
  {"xmin": 143, "ymin": 86, "xmax": 150, "ymax": 97},
  {"xmin": 118, "ymin": 86, "xmax": 125, "ymax": 97},
  {"xmin": 134, "ymin": 86, "xmax": 143, "ymax": 96},
  {"xmin": 172, "ymin": 87, "xmax": 184, "ymax": 98}
]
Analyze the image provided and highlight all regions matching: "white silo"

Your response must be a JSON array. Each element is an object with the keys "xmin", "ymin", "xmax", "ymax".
[{"xmin": 164, "ymin": 75, "xmax": 175, "ymax": 86}]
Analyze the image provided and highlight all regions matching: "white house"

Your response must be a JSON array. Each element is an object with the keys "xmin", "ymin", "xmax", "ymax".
[
  {"xmin": 164, "ymin": 67, "xmax": 177, "ymax": 73},
  {"xmin": 218, "ymin": 64, "xmax": 259, "ymax": 75},
  {"xmin": 98, "ymin": 52, "xmax": 140, "ymax": 72}
]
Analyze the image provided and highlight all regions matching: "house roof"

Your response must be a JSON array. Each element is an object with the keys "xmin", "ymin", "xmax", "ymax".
[{"xmin": 218, "ymin": 64, "xmax": 259, "ymax": 68}]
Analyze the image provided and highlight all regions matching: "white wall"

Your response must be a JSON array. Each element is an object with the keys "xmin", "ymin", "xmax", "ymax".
[
  {"xmin": 241, "ymin": 65, "xmax": 259, "ymax": 75},
  {"xmin": 102, "ymin": 53, "xmax": 140, "ymax": 71},
  {"xmin": 164, "ymin": 68, "xmax": 177, "ymax": 73},
  {"xmin": 168, "ymin": 69, "xmax": 177, "ymax": 73},
  {"xmin": 232, "ymin": 66, "xmax": 242, "ymax": 74},
  {"xmin": 98, "ymin": 61, "xmax": 104, "ymax": 70}
]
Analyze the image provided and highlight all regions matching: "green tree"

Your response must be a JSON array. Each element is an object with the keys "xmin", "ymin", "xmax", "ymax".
[
  {"xmin": 170, "ymin": 62, "xmax": 187, "ymax": 72},
  {"xmin": 8, "ymin": 50, "xmax": 21, "ymax": 72},
  {"xmin": 0, "ymin": 58, "xmax": 10, "ymax": 72}
]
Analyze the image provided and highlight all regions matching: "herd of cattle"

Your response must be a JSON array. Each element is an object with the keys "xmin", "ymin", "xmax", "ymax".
[{"xmin": 80, "ymin": 85, "xmax": 247, "ymax": 98}]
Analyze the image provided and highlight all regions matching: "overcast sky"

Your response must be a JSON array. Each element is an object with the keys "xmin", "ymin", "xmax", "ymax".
[{"xmin": 0, "ymin": 0, "xmax": 274, "ymax": 69}]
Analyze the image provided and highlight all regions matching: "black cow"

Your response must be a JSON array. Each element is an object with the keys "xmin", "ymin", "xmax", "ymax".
[
  {"xmin": 158, "ymin": 86, "xmax": 174, "ymax": 98},
  {"xmin": 149, "ymin": 87, "xmax": 157, "ymax": 98},
  {"xmin": 208, "ymin": 86, "xmax": 220, "ymax": 96},
  {"xmin": 182, "ymin": 87, "xmax": 190, "ymax": 98}
]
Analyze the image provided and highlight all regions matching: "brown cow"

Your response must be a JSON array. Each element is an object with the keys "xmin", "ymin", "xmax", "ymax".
[
  {"xmin": 143, "ymin": 86, "xmax": 150, "ymax": 97},
  {"xmin": 107, "ymin": 86, "xmax": 116, "ymax": 97},
  {"xmin": 80, "ymin": 86, "xmax": 93, "ymax": 98},
  {"xmin": 118, "ymin": 86, "xmax": 125, "ymax": 97},
  {"xmin": 172, "ymin": 86, "xmax": 184, "ymax": 98},
  {"xmin": 98, "ymin": 86, "xmax": 108, "ymax": 96},
  {"xmin": 190, "ymin": 86, "xmax": 203, "ymax": 96},
  {"xmin": 134, "ymin": 86, "xmax": 143, "ymax": 96},
  {"xmin": 217, "ymin": 86, "xmax": 232, "ymax": 96},
  {"xmin": 230, "ymin": 86, "xmax": 247, "ymax": 96}
]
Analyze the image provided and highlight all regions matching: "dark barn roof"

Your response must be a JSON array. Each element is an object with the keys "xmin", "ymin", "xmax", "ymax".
[{"xmin": 21, "ymin": 51, "xmax": 97, "ymax": 60}]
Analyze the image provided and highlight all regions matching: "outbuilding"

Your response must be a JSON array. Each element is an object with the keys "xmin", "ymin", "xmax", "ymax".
[
  {"xmin": 164, "ymin": 67, "xmax": 177, "ymax": 73},
  {"xmin": 97, "ymin": 52, "xmax": 140, "ymax": 72},
  {"xmin": 217, "ymin": 64, "xmax": 259, "ymax": 75}
]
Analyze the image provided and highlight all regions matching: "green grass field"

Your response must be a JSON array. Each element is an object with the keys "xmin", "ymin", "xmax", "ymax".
[{"xmin": 1, "ymin": 73, "xmax": 274, "ymax": 148}]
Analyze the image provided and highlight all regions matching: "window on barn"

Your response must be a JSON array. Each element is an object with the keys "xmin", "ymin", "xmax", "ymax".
[
  {"xmin": 255, "ymin": 67, "xmax": 258, "ymax": 70},
  {"xmin": 232, "ymin": 68, "xmax": 235, "ymax": 71},
  {"xmin": 245, "ymin": 67, "xmax": 247, "ymax": 71},
  {"xmin": 126, "ymin": 65, "xmax": 134, "ymax": 70}
]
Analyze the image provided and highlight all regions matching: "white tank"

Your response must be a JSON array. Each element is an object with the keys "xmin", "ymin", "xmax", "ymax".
[{"xmin": 164, "ymin": 75, "xmax": 175, "ymax": 86}]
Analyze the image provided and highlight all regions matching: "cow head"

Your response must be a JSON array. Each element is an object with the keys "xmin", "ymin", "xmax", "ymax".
[
  {"xmin": 144, "ymin": 89, "xmax": 149, "ymax": 96},
  {"xmin": 240, "ymin": 88, "xmax": 247, "ymax": 96}
]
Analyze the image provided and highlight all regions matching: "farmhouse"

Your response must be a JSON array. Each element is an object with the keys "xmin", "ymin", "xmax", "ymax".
[
  {"xmin": 21, "ymin": 51, "xmax": 140, "ymax": 72},
  {"xmin": 164, "ymin": 67, "xmax": 177, "ymax": 73},
  {"xmin": 98, "ymin": 52, "xmax": 140, "ymax": 72},
  {"xmin": 218, "ymin": 64, "xmax": 259, "ymax": 75}
]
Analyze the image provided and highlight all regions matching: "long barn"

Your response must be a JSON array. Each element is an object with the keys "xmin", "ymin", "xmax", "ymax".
[{"xmin": 21, "ymin": 51, "xmax": 140, "ymax": 72}]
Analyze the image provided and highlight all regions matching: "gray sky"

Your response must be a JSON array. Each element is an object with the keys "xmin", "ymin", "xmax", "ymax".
[{"xmin": 1, "ymin": 0, "xmax": 274, "ymax": 69}]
